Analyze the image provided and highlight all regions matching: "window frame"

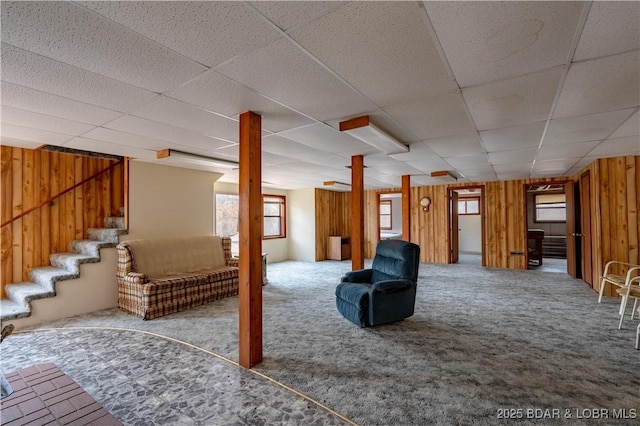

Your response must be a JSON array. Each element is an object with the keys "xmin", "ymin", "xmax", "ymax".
[
  {"xmin": 533, "ymin": 193, "xmax": 566, "ymax": 223},
  {"xmin": 263, "ymin": 194, "xmax": 286, "ymax": 240},
  {"xmin": 379, "ymin": 199, "xmax": 392, "ymax": 230},
  {"xmin": 458, "ymin": 197, "xmax": 480, "ymax": 216}
]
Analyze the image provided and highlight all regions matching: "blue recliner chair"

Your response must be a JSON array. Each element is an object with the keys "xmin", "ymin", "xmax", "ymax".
[{"xmin": 335, "ymin": 239, "xmax": 420, "ymax": 327}]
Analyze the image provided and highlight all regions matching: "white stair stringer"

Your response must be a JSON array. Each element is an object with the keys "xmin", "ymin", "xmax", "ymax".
[{"xmin": 0, "ymin": 217, "xmax": 127, "ymax": 329}]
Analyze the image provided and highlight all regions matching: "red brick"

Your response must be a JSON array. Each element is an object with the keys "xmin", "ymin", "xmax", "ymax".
[
  {"xmin": 66, "ymin": 408, "xmax": 122, "ymax": 426},
  {"xmin": 68, "ymin": 392, "xmax": 96, "ymax": 411},
  {"xmin": 0, "ymin": 388, "xmax": 36, "ymax": 408},
  {"xmin": 32, "ymin": 381, "xmax": 57, "ymax": 396},
  {"xmin": 6, "ymin": 408, "xmax": 52, "ymax": 426},
  {"xmin": 50, "ymin": 376, "xmax": 74, "ymax": 389},
  {"xmin": 58, "ymin": 402, "xmax": 101, "ymax": 424},
  {"xmin": 0, "ymin": 405, "xmax": 24, "ymax": 423},
  {"xmin": 8, "ymin": 378, "xmax": 29, "ymax": 392},
  {"xmin": 45, "ymin": 386, "xmax": 84, "ymax": 405},
  {"xmin": 49, "ymin": 399, "xmax": 76, "ymax": 419},
  {"xmin": 17, "ymin": 396, "xmax": 46, "ymax": 415},
  {"xmin": 16, "ymin": 366, "xmax": 41, "ymax": 379}
]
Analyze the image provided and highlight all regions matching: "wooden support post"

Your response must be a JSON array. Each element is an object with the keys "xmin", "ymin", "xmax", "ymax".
[
  {"xmin": 402, "ymin": 175, "xmax": 411, "ymax": 241},
  {"xmin": 351, "ymin": 155, "xmax": 364, "ymax": 270},
  {"xmin": 238, "ymin": 111, "xmax": 263, "ymax": 369}
]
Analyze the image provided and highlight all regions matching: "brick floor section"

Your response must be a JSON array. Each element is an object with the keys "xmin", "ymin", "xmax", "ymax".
[{"xmin": 1, "ymin": 363, "xmax": 121, "ymax": 426}]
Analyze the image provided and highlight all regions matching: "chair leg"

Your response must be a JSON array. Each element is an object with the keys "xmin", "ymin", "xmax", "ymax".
[
  {"xmin": 598, "ymin": 278, "xmax": 606, "ymax": 303},
  {"xmin": 619, "ymin": 294, "xmax": 630, "ymax": 329},
  {"xmin": 636, "ymin": 322, "xmax": 640, "ymax": 350},
  {"xmin": 631, "ymin": 299, "xmax": 639, "ymax": 320}
]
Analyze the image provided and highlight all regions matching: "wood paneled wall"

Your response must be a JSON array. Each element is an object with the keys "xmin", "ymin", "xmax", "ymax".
[
  {"xmin": 315, "ymin": 189, "xmax": 350, "ymax": 261},
  {"xmin": 585, "ymin": 156, "xmax": 640, "ymax": 294},
  {"xmin": 1, "ymin": 146, "xmax": 125, "ymax": 297}
]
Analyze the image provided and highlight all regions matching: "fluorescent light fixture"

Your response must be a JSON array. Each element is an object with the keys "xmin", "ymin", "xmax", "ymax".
[
  {"xmin": 323, "ymin": 180, "xmax": 351, "ymax": 190},
  {"xmin": 157, "ymin": 149, "xmax": 238, "ymax": 170},
  {"xmin": 430, "ymin": 170, "xmax": 457, "ymax": 183},
  {"xmin": 339, "ymin": 116, "xmax": 408, "ymax": 155}
]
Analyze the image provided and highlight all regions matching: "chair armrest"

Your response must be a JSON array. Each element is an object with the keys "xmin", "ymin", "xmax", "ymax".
[
  {"xmin": 123, "ymin": 272, "xmax": 148, "ymax": 285},
  {"xmin": 371, "ymin": 279, "xmax": 413, "ymax": 293},
  {"xmin": 341, "ymin": 269, "xmax": 373, "ymax": 283},
  {"xmin": 603, "ymin": 261, "xmax": 640, "ymax": 277},
  {"xmin": 227, "ymin": 257, "xmax": 239, "ymax": 267}
]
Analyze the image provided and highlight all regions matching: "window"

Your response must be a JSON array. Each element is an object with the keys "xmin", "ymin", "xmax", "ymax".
[
  {"xmin": 263, "ymin": 195, "xmax": 286, "ymax": 239},
  {"xmin": 534, "ymin": 193, "xmax": 566, "ymax": 222},
  {"xmin": 215, "ymin": 193, "xmax": 240, "ymax": 255},
  {"xmin": 379, "ymin": 200, "xmax": 392, "ymax": 230},
  {"xmin": 458, "ymin": 197, "xmax": 480, "ymax": 215}
]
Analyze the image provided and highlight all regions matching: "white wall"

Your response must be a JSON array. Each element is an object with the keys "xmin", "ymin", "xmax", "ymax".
[
  {"xmin": 288, "ymin": 188, "xmax": 316, "ymax": 262},
  {"xmin": 125, "ymin": 161, "xmax": 221, "ymax": 240},
  {"xmin": 391, "ymin": 197, "xmax": 402, "ymax": 232},
  {"xmin": 459, "ymin": 214, "xmax": 482, "ymax": 253}
]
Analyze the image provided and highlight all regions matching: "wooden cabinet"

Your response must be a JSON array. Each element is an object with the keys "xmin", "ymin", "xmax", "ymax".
[{"xmin": 328, "ymin": 236, "xmax": 351, "ymax": 260}]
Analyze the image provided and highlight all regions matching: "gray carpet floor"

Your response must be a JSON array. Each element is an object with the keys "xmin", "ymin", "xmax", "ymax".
[{"xmin": 2, "ymin": 260, "xmax": 639, "ymax": 425}]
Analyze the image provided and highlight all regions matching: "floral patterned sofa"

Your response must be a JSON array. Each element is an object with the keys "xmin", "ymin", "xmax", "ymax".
[{"xmin": 116, "ymin": 236, "xmax": 239, "ymax": 320}]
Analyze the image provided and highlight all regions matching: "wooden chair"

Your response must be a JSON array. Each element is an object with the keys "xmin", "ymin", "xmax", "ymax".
[
  {"xmin": 617, "ymin": 275, "xmax": 640, "ymax": 330},
  {"xmin": 598, "ymin": 261, "xmax": 640, "ymax": 303}
]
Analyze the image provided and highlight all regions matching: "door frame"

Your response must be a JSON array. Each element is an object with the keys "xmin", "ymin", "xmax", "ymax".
[{"xmin": 447, "ymin": 185, "xmax": 485, "ymax": 266}]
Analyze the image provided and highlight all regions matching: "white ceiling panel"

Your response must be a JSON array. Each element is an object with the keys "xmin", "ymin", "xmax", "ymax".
[
  {"xmin": 554, "ymin": 50, "xmax": 640, "ymax": 118},
  {"xmin": 609, "ymin": 110, "xmax": 640, "ymax": 139},
  {"xmin": 480, "ymin": 121, "xmax": 546, "ymax": 152},
  {"xmin": 384, "ymin": 92, "xmax": 475, "ymax": 140},
  {"xmin": 544, "ymin": 109, "xmax": 635, "ymax": 146},
  {"xmin": 532, "ymin": 158, "xmax": 579, "ymax": 173},
  {"xmin": 458, "ymin": 164, "xmax": 497, "ymax": 181},
  {"xmin": 215, "ymin": 38, "xmax": 376, "ymax": 122},
  {"xmin": 167, "ymin": 71, "xmax": 315, "ymax": 133},
  {"xmin": 292, "ymin": 2, "xmax": 456, "ymax": 108},
  {"xmin": 493, "ymin": 162, "xmax": 532, "ymax": 175},
  {"xmin": 1, "ymin": 43, "xmax": 158, "ymax": 113},
  {"xmin": 81, "ymin": 1, "xmax": 281, "ymax": 69},
  {"xmin": 64, "ymin": 136, "xmax": 156, "ymax": 161},
  {"xmin": 445, "ymin": 153, "xmax": 491, "ymax": 169},
  {"xmin": 589, "ymin": 136, "xmax": 640, "ymax": 158},
  {"xmin": 249, "ymin": 1, "xmax": 345, "ymax": 33},
  {"xmin": 2, "ymin": 82, "xmax": 122, "ymax": 126},
  {"xmin": 388, "ymin": 141, "xmax": 439, "ymax": 163},
  {"xmin": 489, "ymin": 147, "xmax": 538, "ymax": 165},
  {"xmin": 105, "ymin": 115, "xmax": 234, "ymax": 151},
  {"xmin": 422, "ymin": 133, "xmax": 485, "ymax": 158},
  {"xmin": 0, "ymin": 137, "xmax": 42, "ymax": 150},
  {"xmin": 573, "ymin": 1, "xmax": 640, "ymax": 61},
  {"xmin": 304, "ymin": 154, "xmax": 351, "ymax": 171},
  {"xmin": 536, "ymin": 140, "xmax": 599, "ymax": 161},
  {"xmin": 133, "ymin": 97, "xmax": 239, "ymax": 143},
  {"xmin": 405, "ymin": 157, "xmax": 452, "ymax": 174},
  {"xmin": 1, "ymin": 1, "xmax": 206, "ymax": 93},
  {"xmin": 278, "ymin": 123, "xmax": 378, "ymax": 157},
  {"xmin": 262, "ymin": 134, "xmax": 325, "ymax": 161},
  {"xmin": 1, "ymin": 106, "xmax": 95, "ymax": 136},
  {"xmin": 82, "ymin": 128, "xmax": 176, "ymax": 151},
  {"xmin": 424, "ymin": 1, "xmax": 583, "ymax": 87},
  {"xmin": 463, "ymin": 67, "xmax": 563, "ymax": 130},
  {"xmin": 1, "ymin": 123, "xmax": 74, "ymax": 146}
]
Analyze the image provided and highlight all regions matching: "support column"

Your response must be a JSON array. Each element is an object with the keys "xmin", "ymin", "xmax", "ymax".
[
  {"xmin": 238, "ymin": 111, "xmax": 262, "ymax": 369},
  {"xmin": 402, "ymin": 175, "xmax": 411, "ymax": 241},
  {"xmin": 351, "ymin": 155, "xmax": 364, "ymax": 270}
]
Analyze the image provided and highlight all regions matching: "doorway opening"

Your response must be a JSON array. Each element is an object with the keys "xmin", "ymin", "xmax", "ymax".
[
  {"xmin": 378, "ymin": 192, "xmax": 403, "ymax": 241},
  {"xmin": 525, "ymin": 183, "xmax": 568, "ymax": 274},
  {"xmin": 448, "ymin": 186, "xmax": 485, "ymax": 266}
]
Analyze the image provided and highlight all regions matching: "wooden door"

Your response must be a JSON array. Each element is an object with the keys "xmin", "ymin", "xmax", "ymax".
[
  {"xmin": 580, "ymin": 171, "xmax": 593, "ymax": 286},
  {"xmin": 450, "ymin": 191, "xmax": 459, "ymax": 264},
  {"xmin": 565, "ymin": 181, "xmax": 580, "ymax": 278}
]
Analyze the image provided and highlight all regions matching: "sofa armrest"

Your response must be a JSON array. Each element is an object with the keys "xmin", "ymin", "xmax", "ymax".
[
  {"xmin": 123, "ymin": 272, "xmax": 149, "ymax": 285},
  {"xmin": 371, "ymin": 279, "xmax": 413, "ymax": 293},
  {"xmin": 227, "ymin": 257, "xmax": 239, "ymax": 267},
  {"xmin": 341, "ymin": 269, "xmax": 373, "ymax": 283}
]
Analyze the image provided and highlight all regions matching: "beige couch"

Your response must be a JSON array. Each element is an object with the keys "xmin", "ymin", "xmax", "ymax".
[{"xmin": 116, "ymin": 236, "xmax": 239, "ymax": 320}]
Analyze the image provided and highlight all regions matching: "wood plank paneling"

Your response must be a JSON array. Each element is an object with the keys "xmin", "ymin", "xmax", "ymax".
[
  {"xmin": 1, "ymin": 146, "xmax": 125, "ymax": 297},
  {"xmin": 315, "ymin": 189, "xmax": 351, "ymax": 261}
]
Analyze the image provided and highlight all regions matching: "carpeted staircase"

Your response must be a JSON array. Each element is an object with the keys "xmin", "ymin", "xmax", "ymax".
[{"xmin": 0, "ymin": 216, "xmax": 127, "ymax": 322}]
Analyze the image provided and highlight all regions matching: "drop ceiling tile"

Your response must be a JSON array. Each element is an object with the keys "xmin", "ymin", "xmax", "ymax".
[
  {"xmin": 168, "ymin": 72, "xmax": 315, "ymax": 133},
  {"xmin": 262, "ymin": 152, "xmax": 293, "ymax": 166},
  {"xmin": 464, "ymin": 173, "xmax": 498, "ymax": 183},
  {"xmin": 1, "ymin": 43, "xmax": 158, "ymax": 113},
  {"xmin": 463, "ymin": 68, "xmax": 563, "ymax": 130},
  {"xmin": 278, "ymin": 123, "xmax": 378, "ymax": 157},
  {"xmin": 480, "ymin": 121, "xmax": 546, "ymax": 151},
  {"xmin": 215, "ymin": 38, "xmax": 376, "ymax": 122},
  {"xmin": 1, "ymin": 2, "xmax": 206, "ymax": 92},
  {"xmin": 1, "ymin": 82, "xmax": 122, "ymax": 125},
  {"xmin": 424, "ymin": 1, "xmax": 583, "ymax": 87},
  {"xmin": 262, "ymin": 134, "xmax": 325, "ymax": 161},
  {"xmin": 82, "ymin": 128, "xmax": 173, "ymax": 151},
  {"xmin": 383, "ymin": 92, "xmax": 475, "ymax": 140},
  {"xmin": 498, "ymin": 171, "xmax": 531, "ymax": 180},
  {"xmin": 489, "ymin": 148, "xmax": 538, "ymax": 165},
  {"xmin": 422, "ymin": 133, "xmax": 486, "ymax": 158},
  {"xmin": 405, "ymin": 157, "xmax": 452, "ymax": 173},
  {"xmin": 609, "ymin": 110, "xmax": 639, "ymax": 139},
  {"xmin": 0, "ymin": 137, "xmax": 42, "ymax": 150},
  {"xmin": 133, "ymin": 97, "xmax": 239, "ymax": 143},
  {"xmin": 493, "ymin": 162, "xmax": 532, "ymax": 174},
  {"xmin": 249, "ymin": 1, "xmax": 345, "ymax": 32},
  {"xmin": 532, "ymin": 158, "xmax": 580, "ymax": 172},
  {"xmin": 64, "ymin": 137, "xmax": 156, "ymax": 161},
  {"xmin": 554, "ymin": 50, "xmax": 640, "ymax": 118},
  {"xmin": 292, "ymin": 2, "xmax": 456, "ymax": 107},
  {"xmin": 544, "ymin": 109, "xmax": 634, "ymax": 145},
  {"xmin": 81, "ymin": 1, "xmax": 280, "ymax": 68},
  {"xmin": 458, "ymin": 164, "xmax": 497, "ymax": 181},
  {"xmin": 1, "ymin": 123, "xmax": 74, "ymax": 146},
  {"xmin": 589, "ymin": 136, "xmax": 640, "ymax": 157},
  {"xmin": 388, "ymin": 142, "xmax": 439, "ymax": 162},
  {"xmin": 536, "ymin": 140, "xmax": 599, "ymax": 161},
  {"xmin": 573, "ymin": 2, "xmax": 640, "ymax": 61},
  {"xmin": 444, "ymin": 153, "xmax": 490, "ymax": 169},
  {"xmin": 1, "ymin": 106, "xmax": 95, "ymax": 136},
  {"xmin": 105, "ymin": 115, "xmax": 233, "ymax": 150}
]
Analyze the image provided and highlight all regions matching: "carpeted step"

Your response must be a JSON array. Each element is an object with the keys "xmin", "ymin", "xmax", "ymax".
[
  {"xmin": 5, "ymin": 281, "xmax": 54, "ymax": 306},
  {"xmin": 105, "ymin": 216, "xmax": 125, "ymax": 229},
  {"xmin": 50, "ymin": 252, "xmax": 100, "ymax": 274},
  {"xmin": 87, "ymin": 227, "xmax": 127, "ymax": 244},
  {"xmin": 70, "ymin": 239, "xmax": 118, "ymax": 257},
  {"xmin": 29, "ymin": 267, "xmax": 78, "ymax": 292},
  {"xmin": 0, "ymin": 298, "xmax": 30, "ymax": 321}
]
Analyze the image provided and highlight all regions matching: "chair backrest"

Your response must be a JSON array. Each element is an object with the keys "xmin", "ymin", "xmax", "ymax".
[{"xmin": 371, "ymin": 240, "xmax": 420, "ymax": 283}]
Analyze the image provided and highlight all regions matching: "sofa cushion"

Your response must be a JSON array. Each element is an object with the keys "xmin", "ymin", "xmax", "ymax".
[{"xmin": 125, "ymin": 236, "xmax": 226, "ymax": 278}]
